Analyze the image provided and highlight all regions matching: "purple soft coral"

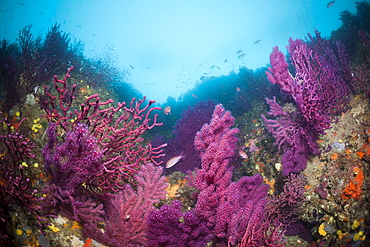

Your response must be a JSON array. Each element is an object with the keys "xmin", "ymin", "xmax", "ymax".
[
  {"xmin": 193, "ymin": 105, "xmax": 284, "ymax": 245},
  {"xmin": 148, "ymin": 105, "xmax": 286, "ymax": 246},
  {"xmin": 214, "ymin": 174, "xmax": 270, "ymax": 245},
  {"xmin": 43, "ymin": 123, "xmax": 103, "ymax": 191},
  {"xmin": 262, "ymin": 32, "xmax": 351, "ymax": 175},
  {"xmin": 41, "ymin": 122, "xmax": 105, "ymax": 221},
  {"xmin": 147, "ymin": 200, "xmax": 210, "ymax": 247},
  {"xmin": 83, "ymin": 163, "xmax": 168, "ymax": 247},
  {"xmin": 155, "ymin": 99, "xmax": 217, "ymax": 174},
  {"xmin": 42, "ymin": 68, "xmax": 166, "ymax": 193},
  {"xmin": 0, "ymin": 112, "xmax": 46, "ymax": 241},
  {"xmin": 40, "ymin": 68, "xmax": 167, "ymax": 237}
]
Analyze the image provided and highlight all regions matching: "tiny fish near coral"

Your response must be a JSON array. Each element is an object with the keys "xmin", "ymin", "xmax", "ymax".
[
  {"xmin": 163, "ymin": 106, "xmax": 171, "ymax": 115},
  {"xmin": 239, "ymin": 150, "xmax": 248, "ymax": 159},
  {"xmin": 166, "ymin": 153, "xmax": 185, "ymax": 168}
]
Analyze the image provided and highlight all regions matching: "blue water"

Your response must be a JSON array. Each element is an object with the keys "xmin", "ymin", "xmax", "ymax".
[{"xmin": 0, "ymin": 0, "xmax": 356, "ymax": 103}]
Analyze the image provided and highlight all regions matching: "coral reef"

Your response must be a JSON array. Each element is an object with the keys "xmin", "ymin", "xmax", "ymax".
[
  {"xmin": 300, "ymin": 94, "xmax": 370, "ymax": 245},
  {"xmin": 38, "ymin": 68, "xmax": 168, "ymax": 245},
  {"xmin": 83, "ymin": 163, "xmax": 167, "ymax": 247},
  {"xmin": 1, "ymin": 5, "xmax": 370, "ymax": 246},
  {"xmin": 155, "ymin": 99, "xmax": 217, "ymax": 174},
  {"xmin": 0, "ymin": 111, "xmax": 46, "ymax": 245},
  {"xmin": 147, "ymin": 200, "xmax": 210, "ymax": 247},
  {"xmin": 262, "ymin": 31, "xmax": 351, "ymax": 176}
]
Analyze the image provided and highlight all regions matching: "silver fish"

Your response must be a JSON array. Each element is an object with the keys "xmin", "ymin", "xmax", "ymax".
[
  {"xmin": 239, "ymin": 150, "xmax": 248, "ymax": 159},
  {"xmin": 166, "ymin": 153, "xmax": 185, "ymax": 168},
  {"xmin": 327, "ymin": 1, "xmax": 335, "ymax": 8}
]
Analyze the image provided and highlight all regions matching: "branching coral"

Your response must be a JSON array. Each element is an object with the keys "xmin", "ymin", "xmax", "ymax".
[
  {"xmin": 0, "ymin": 112, "xmax": 46, "ymax": 243},
  {"xmin": 42, "ymin": 67, "xmax": 166, "ymax": 193},
  {"xmin": 262, "ymin": 32, "xmax": 351, "ymax": 175},
  {"xmin": 83, "ymin": 163, "xmax": 167, "ymax": 247}
]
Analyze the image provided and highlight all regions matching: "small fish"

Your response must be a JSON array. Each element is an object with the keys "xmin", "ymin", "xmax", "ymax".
[
  {"xmin": 237, "ymin": 50, "xmax": 243, "ymax": 54},
  {"xmin": 253, "ymin": 39, "xmax": 262, "ymax": 45},
  {"xmin": 238, "ymin": 53, "xmax": 246, "ymax": 59},
  {"xmin": 327, "ymin": 1, "xmax": 335, "ymax": 8},
  {"xmin": 166, "ymin": 153, "xmax": 185, "ymax": 168},
  {"xmin": 248, "ymin": 139, "xmax": 259, "ymax": 152},
  {"xmin": 129, "ymin": 64, "xmax": 134, "ymax": 70},
  {"xmin": 236, "ymin": 86, "xmax": 241, "ymax": 92},
  {"xmin": 76, "ymin": 24, "xmax": 81, "ymax": 29},
  {"xmin": 191, "ymin": 94, "xmax": 198, "ymax": 99},
  {"xmin": 239, "ymin": 150, "xmax": 248, "ymax": 159},
  {"xmin": 224, "ymin": 59, "xmax": 228, "ymax": 63},
  {"xmin": 164, "ymin": 106, "xmax": 171, "ymax": 115}
]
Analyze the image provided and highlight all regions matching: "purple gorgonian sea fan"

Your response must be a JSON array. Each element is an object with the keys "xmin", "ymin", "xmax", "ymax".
[
  {"xmin": 262, "ymin": 30, "xmax": 351, "ymax": 176},
  {"xmin": 155, "ymin": 99, "xmax": 217, "ymax": 174},
  {"xmin": 41, "ymin": 66, "xmax": 167, "ymax": 193},
  {"xmin": 83, "ymin": 163, "xmax": 168, "ymax": 247},
  {"xmin": 194, "ymin": 105, "xmax": 285, "ymax": 246},
  {"xmin": 40, "ymin": 67, "xmax": 167, "ymax": 230},
  {"xmin": 148, "ymin": 104, "xmax": 285, "ymax": 246},
  {"xmin": 0, "ymin": 112, "xmax": 47, "ymax": 242}
]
